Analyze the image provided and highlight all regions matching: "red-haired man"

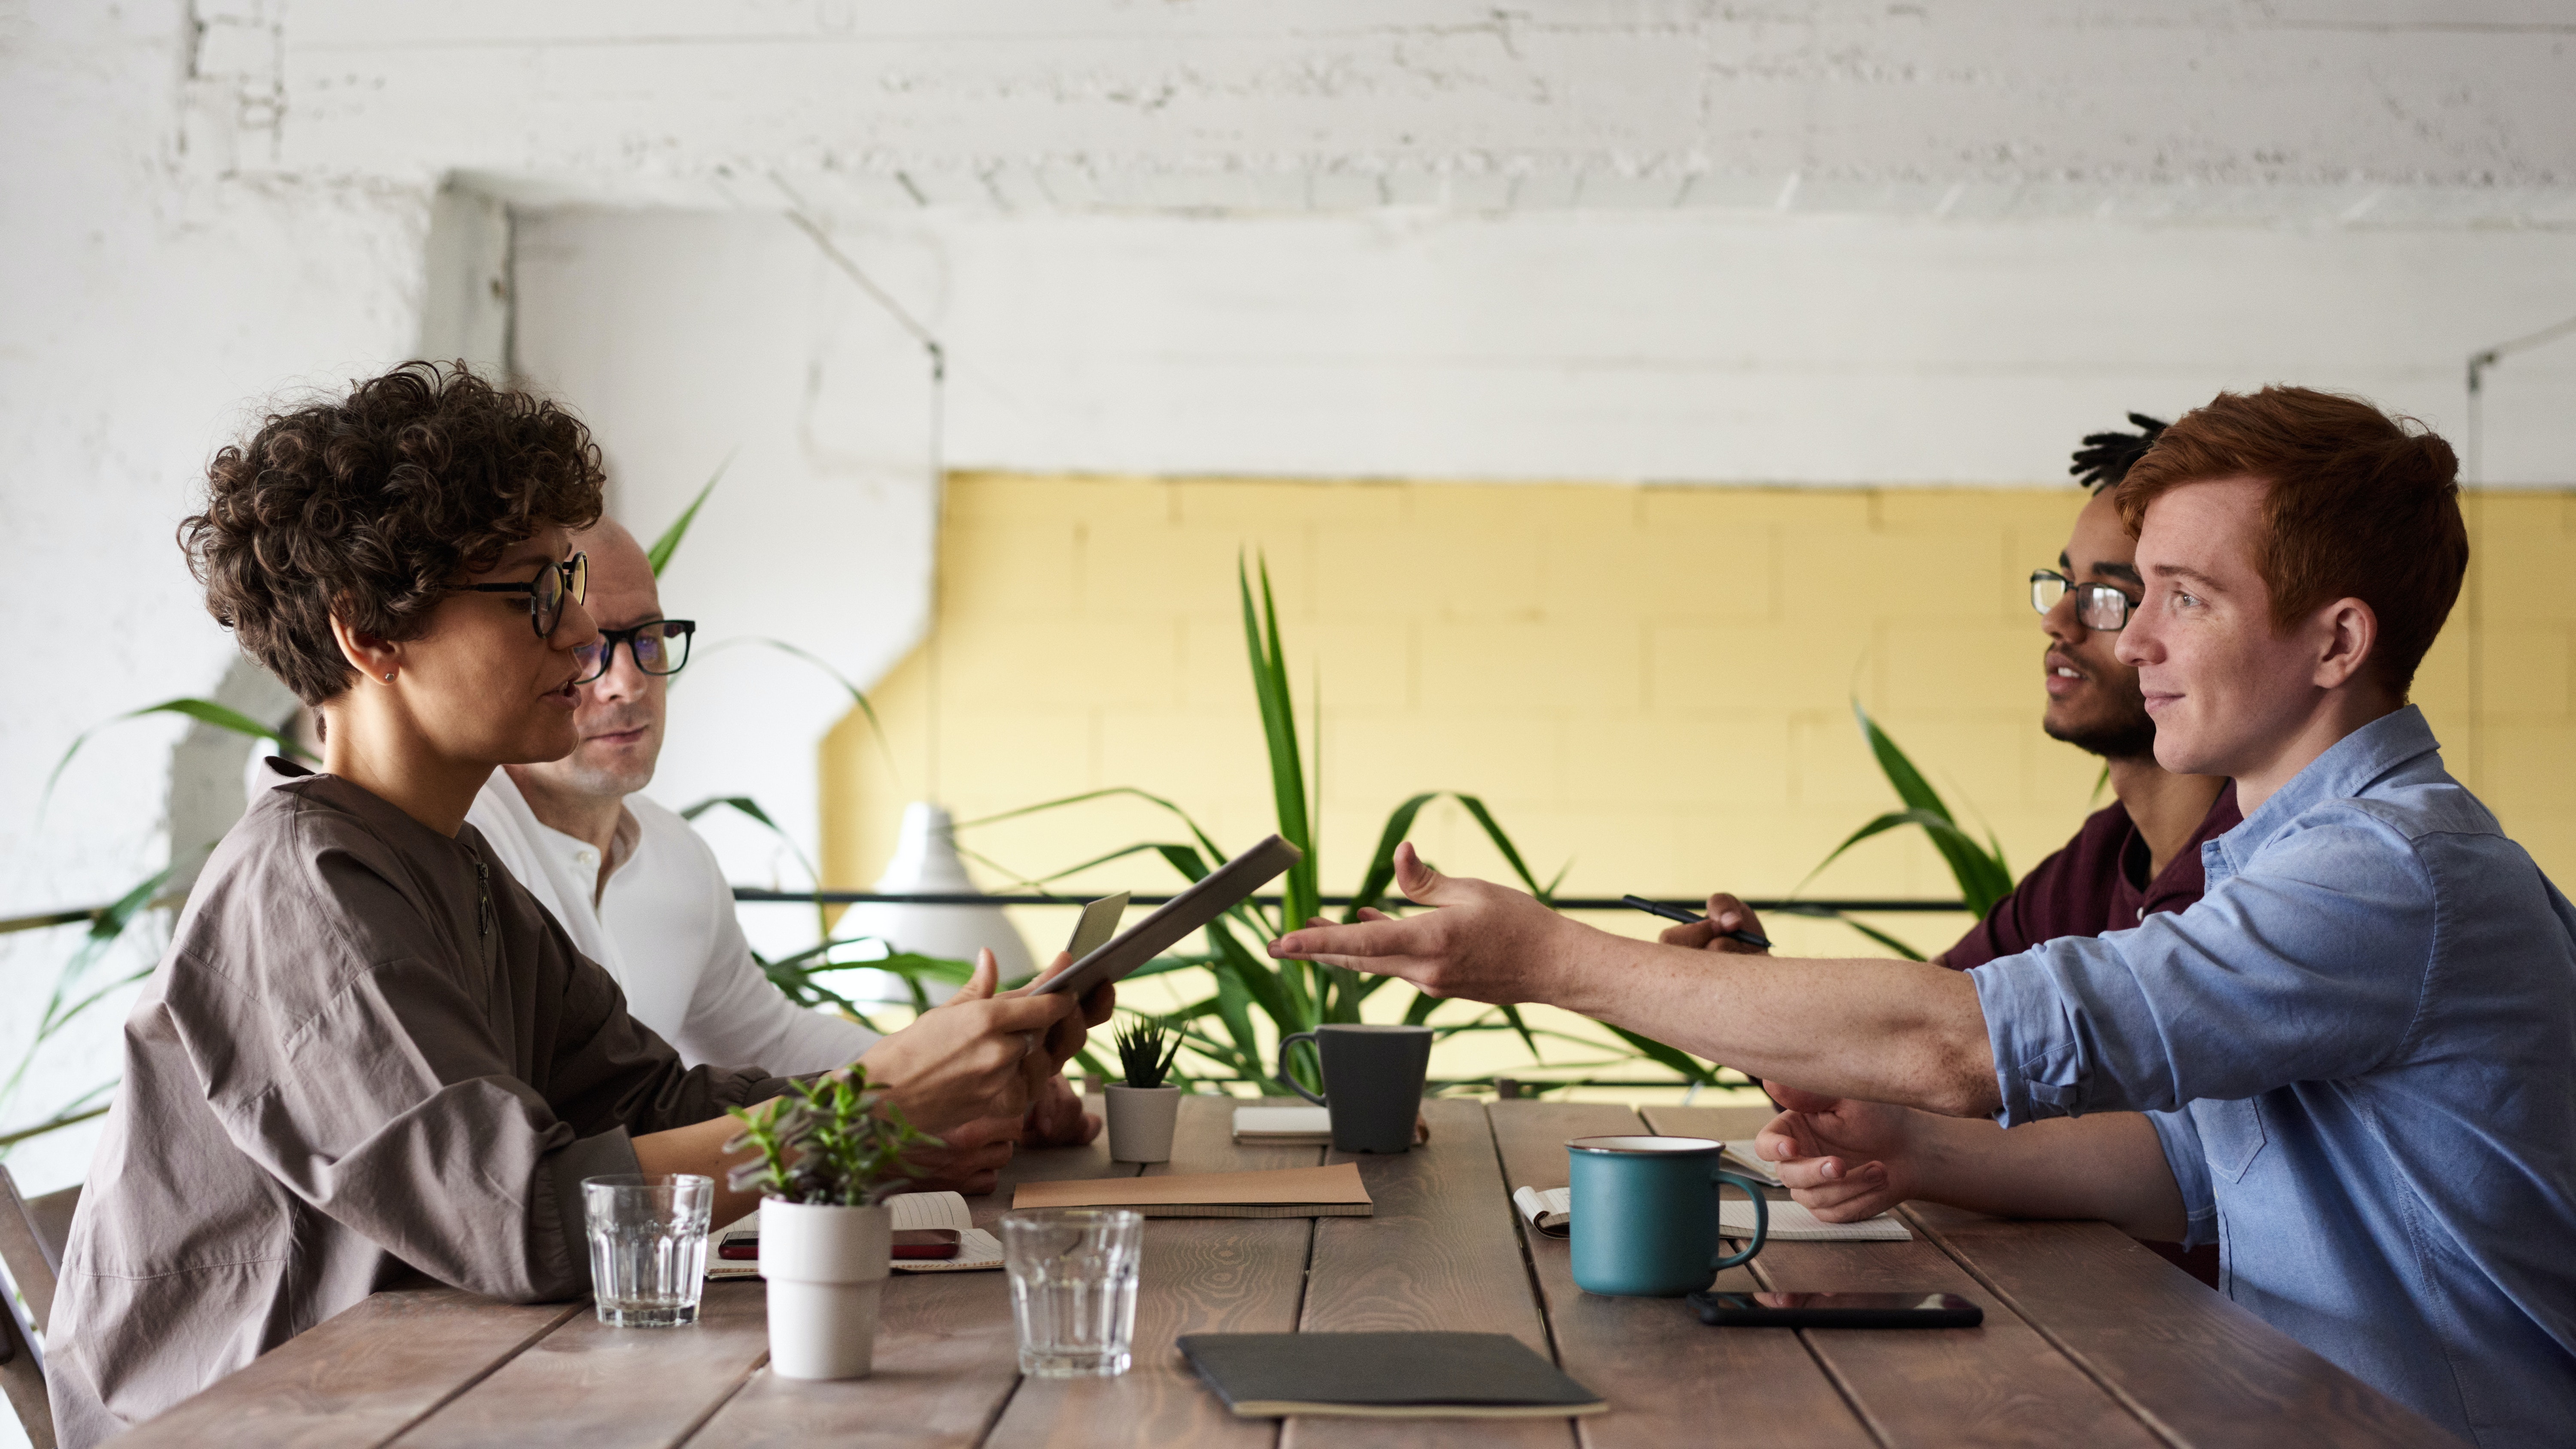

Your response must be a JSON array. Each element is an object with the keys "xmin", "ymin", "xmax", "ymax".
[{"xmin": 1272, "ymin": 388, "xmax": 2575, "ymax": 1448}]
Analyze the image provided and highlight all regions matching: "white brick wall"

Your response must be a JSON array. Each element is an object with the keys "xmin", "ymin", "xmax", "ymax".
[{"xmin": 0, "ymin": 0, "xmax": 2569, "ymax": 1220}]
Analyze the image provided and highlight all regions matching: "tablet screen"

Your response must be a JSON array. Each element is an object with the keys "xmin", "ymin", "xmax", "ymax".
[{"xmin": 1030, "ymin": 835, "xmax": 1302, "ymax": 998}]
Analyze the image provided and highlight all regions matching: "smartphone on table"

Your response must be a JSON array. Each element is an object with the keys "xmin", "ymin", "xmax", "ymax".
[
  {"xmin": 715, "ymin": 1229, "xmax": 963, "ymax": 1262},
  {"xmin": 1688, "ymin": 1290, "xmax": 1982, "ymax": 1328}
]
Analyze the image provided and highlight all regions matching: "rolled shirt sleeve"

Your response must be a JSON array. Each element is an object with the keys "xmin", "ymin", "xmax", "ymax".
[{"xmin": 1971, "ymin": 815, "xmax": 2437, "ymax": 1127}]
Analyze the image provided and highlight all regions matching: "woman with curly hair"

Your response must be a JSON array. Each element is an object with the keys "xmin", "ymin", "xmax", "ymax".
[{"xmin": 46, "ymin": 363, "xmax": 1104, "ymax": 1445}]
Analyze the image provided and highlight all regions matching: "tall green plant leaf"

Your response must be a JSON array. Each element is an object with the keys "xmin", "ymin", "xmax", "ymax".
[
  {"xmin": 1348, "ymin": 793, "xmax": 1440, "ymax": 918},
  {"xmin": 0, "ymin": 860, "xmax": 184, "ymax": 1117},
  {"xmin": 1239, "ymin": 556, "xmax": 1318, "ymax": 930},
  {"xmin": 682, "ymin": 794, "xmax": 828, "ymax": 939},
  {"xmin": 647, "ymin": 456, "xmax": 731, "ymax": 577},
  {"xmin": 1604, "ymin": 1025, "xmax": 1720, "ymax": 1086},
  {"xmin": 1803, "ymin": 705, "xmax": 2014, "ymax": 917},
  {"xmin": 702, "ymin": 637, "xmax": 900, "ymax": 785},
  {"xmin": 45, "ymin": 698, "xmax": 315, "ymax": 813}
]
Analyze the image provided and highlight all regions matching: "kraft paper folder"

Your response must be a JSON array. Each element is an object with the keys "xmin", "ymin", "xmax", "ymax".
[{"xmin": 1012, "ymin": 1162, "xmax": 1373, "ymax": 1218}]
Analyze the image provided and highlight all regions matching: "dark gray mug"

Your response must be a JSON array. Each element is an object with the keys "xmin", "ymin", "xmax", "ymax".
[{"xmin": 1275, "ymin": 1024, "xmax": 1433, "ymax": 1154}]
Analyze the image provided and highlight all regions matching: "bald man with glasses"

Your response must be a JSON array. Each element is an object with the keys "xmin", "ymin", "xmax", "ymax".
[{"xmin": 466, "ymin": 518, "xmax": 1098, "ymax": 1191}]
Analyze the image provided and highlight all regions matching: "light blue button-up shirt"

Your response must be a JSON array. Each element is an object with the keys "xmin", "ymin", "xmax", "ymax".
[{"xmin": 1973, "ymin": 707, "xmax": 2576, "ymax": 1449}]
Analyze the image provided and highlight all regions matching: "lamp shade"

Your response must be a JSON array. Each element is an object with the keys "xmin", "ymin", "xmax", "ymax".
[{"xmin": 837, "ymin": 802, "xmax": 1034, "ymax": 1004}]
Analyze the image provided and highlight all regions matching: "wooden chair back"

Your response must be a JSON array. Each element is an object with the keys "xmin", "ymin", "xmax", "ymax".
[
  {"xmin": 0, "ymin": 1170, "xmax": 72, "ymax": 1333},
  {"xmin": 0, "ymin": 1165, "xmax": 71, "ymax": 1449}
]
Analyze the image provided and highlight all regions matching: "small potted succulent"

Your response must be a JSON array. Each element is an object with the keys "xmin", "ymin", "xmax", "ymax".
[
  {"xmin": 1105, "ymin": 1015, "xmax": 1185, "ymax": 1164},
  {"xmin": 726, "ymin": 1068, "xmax": 936, "ymax": 1380}
]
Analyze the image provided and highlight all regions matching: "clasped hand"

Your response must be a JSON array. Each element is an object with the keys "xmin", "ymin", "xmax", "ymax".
[{"xmin": 1754, "ymin": 1083, "xmax": 1920, "ymax": 1222}]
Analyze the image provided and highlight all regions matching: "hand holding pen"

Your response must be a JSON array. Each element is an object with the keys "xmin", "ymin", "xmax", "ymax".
[{"xmin": 1622, "ymin": 893, "xmax": 1772, "ymax": 952}]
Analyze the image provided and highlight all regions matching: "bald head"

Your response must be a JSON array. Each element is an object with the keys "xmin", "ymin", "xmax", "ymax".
[
  {"xmin": 506, "ymin": 515, "xmax": 670, "ymax": 810},
  {"xmin": 575, "ymin": 518, "xmax": 655, "ymax": 614}
]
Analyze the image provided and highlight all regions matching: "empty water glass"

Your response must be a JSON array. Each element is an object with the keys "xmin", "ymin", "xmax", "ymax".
[
  {"xmin": 582, "ymin": 1173, "xmax": 713, "ymax": 1328},
  {"xmin": 999, "ymin": 1208, "xmax": 1142, "ymax": 1377}
]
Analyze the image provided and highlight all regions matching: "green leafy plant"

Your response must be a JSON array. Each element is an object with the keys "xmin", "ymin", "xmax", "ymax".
[
  {"xmin": 42, "ymin": 698, "xmax": 313, "ymax": 815},
  {"xmin": 646, "ymin": 456, "xmax": 729, "ymax": 578},
  {"xmin": 1789, "ymin": 702, "xmax": 2012, "ymax": 960},
  {"xmin": 8, "ymin": 694, "xmax": 299, "ymax": 1152},
  {"xmin": 952, "ymin": 554, "xmax": 1728, "ymax": 1094},
  {"xmin": 647, "ymin": 472, "xmax": 990, "ymax": 1040},
  {"xmin": 722, "ymin": 1069, "xmax": 938, "ymax": 1207},
  {"xmin": 1114, "ymin": 1015, "xmax": 1185, "ymax": 1090}
]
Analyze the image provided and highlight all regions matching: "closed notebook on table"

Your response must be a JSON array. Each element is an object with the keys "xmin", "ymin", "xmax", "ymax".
[
  {"xmin": 1012, "ymin": 1163, "xmax": 1372, "ymax": 1218},
  {"xmin": 1178, "ymin": 1332, "xmax": 1607, "ymax": 1420}
]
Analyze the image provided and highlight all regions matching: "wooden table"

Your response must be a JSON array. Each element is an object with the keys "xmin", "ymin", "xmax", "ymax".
[{"xmin": 110, "ymin": 1097, "xmax": 2459, "ymax": 1449}]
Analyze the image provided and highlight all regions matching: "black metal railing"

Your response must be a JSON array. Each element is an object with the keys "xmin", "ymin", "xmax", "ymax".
[{"xmin": 734, "ymin": 890, "xmax": 1968, "ymax": 913}]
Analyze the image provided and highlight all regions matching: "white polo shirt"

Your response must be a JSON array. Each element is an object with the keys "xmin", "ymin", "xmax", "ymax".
[{"xmin": 465, "ymin": 770, "xmax": 877, "ymax": 1077}]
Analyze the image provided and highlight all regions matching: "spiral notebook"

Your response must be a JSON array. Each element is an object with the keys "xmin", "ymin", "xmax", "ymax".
[{"xmin": 707, "ymin": 1191, "xmax": 1003, "ymax": 1279}]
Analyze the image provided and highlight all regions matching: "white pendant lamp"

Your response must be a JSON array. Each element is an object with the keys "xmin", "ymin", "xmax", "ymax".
[{"xmin": 838, "ymin": 802, "xmax": 1034, "ymax": 1005}]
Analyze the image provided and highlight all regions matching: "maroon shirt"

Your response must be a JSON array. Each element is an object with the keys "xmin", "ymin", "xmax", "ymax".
[
  {"xmin": 1936, "ymin": 781, "xmax": 2242, "ymax": 1287},
  {"xmin": 1941, "ymin": 783, "xmax": 2242, "ymax": 971}
]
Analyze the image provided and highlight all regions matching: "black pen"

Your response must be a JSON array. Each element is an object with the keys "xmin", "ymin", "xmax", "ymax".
[{"xmin": 1621, "ymin": 894, "xmax": 1771, "ymax": 950}]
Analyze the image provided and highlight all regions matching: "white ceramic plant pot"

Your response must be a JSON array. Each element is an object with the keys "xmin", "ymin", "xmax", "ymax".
[
  {"xmin": 1105, "ymin": 1084, "xmax": 1182, "ymax": 1164},
  {"xmin": 760, "ymin": 1199, "xmax": 892, "ymax": 1380}
]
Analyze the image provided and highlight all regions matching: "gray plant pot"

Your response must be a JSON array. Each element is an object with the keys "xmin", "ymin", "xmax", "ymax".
[{"xmin": 1105, "ymin": 1084, "xmax": 1182, "ymax": 1164}]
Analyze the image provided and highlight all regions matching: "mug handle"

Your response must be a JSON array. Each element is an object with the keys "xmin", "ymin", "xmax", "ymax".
[
  {"xmin": 1710, "ymin": 1168, "xmax": 1768, "ymax": 1271},
  {"xmin": 1275, "ymin": 1031, "xmax": 1327, "ymax": 1106}
]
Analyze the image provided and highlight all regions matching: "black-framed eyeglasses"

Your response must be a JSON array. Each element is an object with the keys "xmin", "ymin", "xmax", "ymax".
[
  {"xmin": 573, "ymin": 619, "xmax": 696, "ymax": 684},
  {"xmin": 459, "ymin": 553, "xmax": 589, "ymax": 638},
  {"xmin": 2029, "ymin": 569, "xmax": 2136, "ymax": 632}
]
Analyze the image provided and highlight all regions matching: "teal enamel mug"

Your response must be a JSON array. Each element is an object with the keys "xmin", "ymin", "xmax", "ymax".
[{"xmin": 1567, "ymin": 1135, "xmax": 1769, "ymax": 1297}]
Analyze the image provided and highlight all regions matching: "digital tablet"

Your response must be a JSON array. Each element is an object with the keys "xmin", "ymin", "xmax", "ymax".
[
  {"xmin": 1064, "ymin": 892, "xmax": 1130, "ymax": 961},
  {"xmin": 1030, "ymin": 835, "xmax": 1303, "ymax": 998}
]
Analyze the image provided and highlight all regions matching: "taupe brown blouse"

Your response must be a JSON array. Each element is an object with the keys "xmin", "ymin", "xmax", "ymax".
[{"xmin": 46, "ymin": 769, "xmax": 799, "ymax": 1446}]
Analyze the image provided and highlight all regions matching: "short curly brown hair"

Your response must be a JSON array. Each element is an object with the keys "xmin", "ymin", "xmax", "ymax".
[{"xmin": 181, "ymin": 361, "xmax": 607, "ymax": 705}]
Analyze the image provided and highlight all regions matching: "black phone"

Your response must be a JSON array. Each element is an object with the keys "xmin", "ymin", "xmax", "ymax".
[{"xmin": 1688, "ymin": 1290, "xmax": 1983, "ymax": 1329}]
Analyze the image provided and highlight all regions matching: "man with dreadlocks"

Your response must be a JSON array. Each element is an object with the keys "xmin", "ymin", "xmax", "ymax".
[{"xmin": 1676, "ymin": 412, "xmax": 2241, "ymax": 1285}]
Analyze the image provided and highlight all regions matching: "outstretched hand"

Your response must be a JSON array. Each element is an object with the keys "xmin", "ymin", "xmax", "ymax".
[
  {"xmin": 1266, "ymin": 842, "xmax": 1577, "ymax": 1005},
  {"xmin": 1753, "ymin": 1081, "xmax": 1922, "ymax": 1222}
]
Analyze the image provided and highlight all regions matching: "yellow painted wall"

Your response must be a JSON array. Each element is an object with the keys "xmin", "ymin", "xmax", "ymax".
[{"xmin": 820, "ymin": 474, "xmax": 2576, "ymax": 1093}]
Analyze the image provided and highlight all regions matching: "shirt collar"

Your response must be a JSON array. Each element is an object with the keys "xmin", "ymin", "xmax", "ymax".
[
  {"xmin": 261, "ymin": 757, "xmax": 477, "ymax": 857},
  {"xmin": 2212, "ymin": 705, "xmax": 2439, "ymax": 876},
  {"xmin": 482, "ymin": 768, "xmax": 644, "ymax": 902}
]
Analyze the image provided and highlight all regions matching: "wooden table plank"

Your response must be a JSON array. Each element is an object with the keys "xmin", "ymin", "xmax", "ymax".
[
  {"xmin": 1487, "ymin": 1100, "xmax": 1875, "ymax": 1449},
  {"xmin": 685, "ymin": 1094, "xmax": 1142, "ymax": 1449},
  {"xmin": 986, "ymin": 1093, "xmax": 1324, "ymax": 1449},
  {"xmin": 1902, "ymin": 1204, "xmax": 2462, "ymax": 1449},
  {"xmin": 1286, "ymin": 1097, "xmax": 1575, "ymax": 1449},
  {"xmin": 392, "ymin": 1277, "xmax": 769, "ymax": 1449},
  {"xmin": 108, "ymin": 1284, "xmax": 581, "ymax": 1449},
  {"xmin": 1643, "ymin": 1105, "xmax": 2162, "ymax": 1449}
]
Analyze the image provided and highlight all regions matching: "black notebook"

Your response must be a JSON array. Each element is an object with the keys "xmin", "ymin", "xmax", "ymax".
[{"xmin": 1177, "ymin": 1332, "xmax": 1609, "ymax": 1420}]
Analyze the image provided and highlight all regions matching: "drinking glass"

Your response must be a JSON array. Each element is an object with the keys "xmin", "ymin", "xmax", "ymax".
[
  {"xmin": 582, "ymin": 1173, "xmax": 713, "ymax": 1327},
  {"xmin": 999, "ymin": 1208, "xmax": 1142, "ymax": 1377}
]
